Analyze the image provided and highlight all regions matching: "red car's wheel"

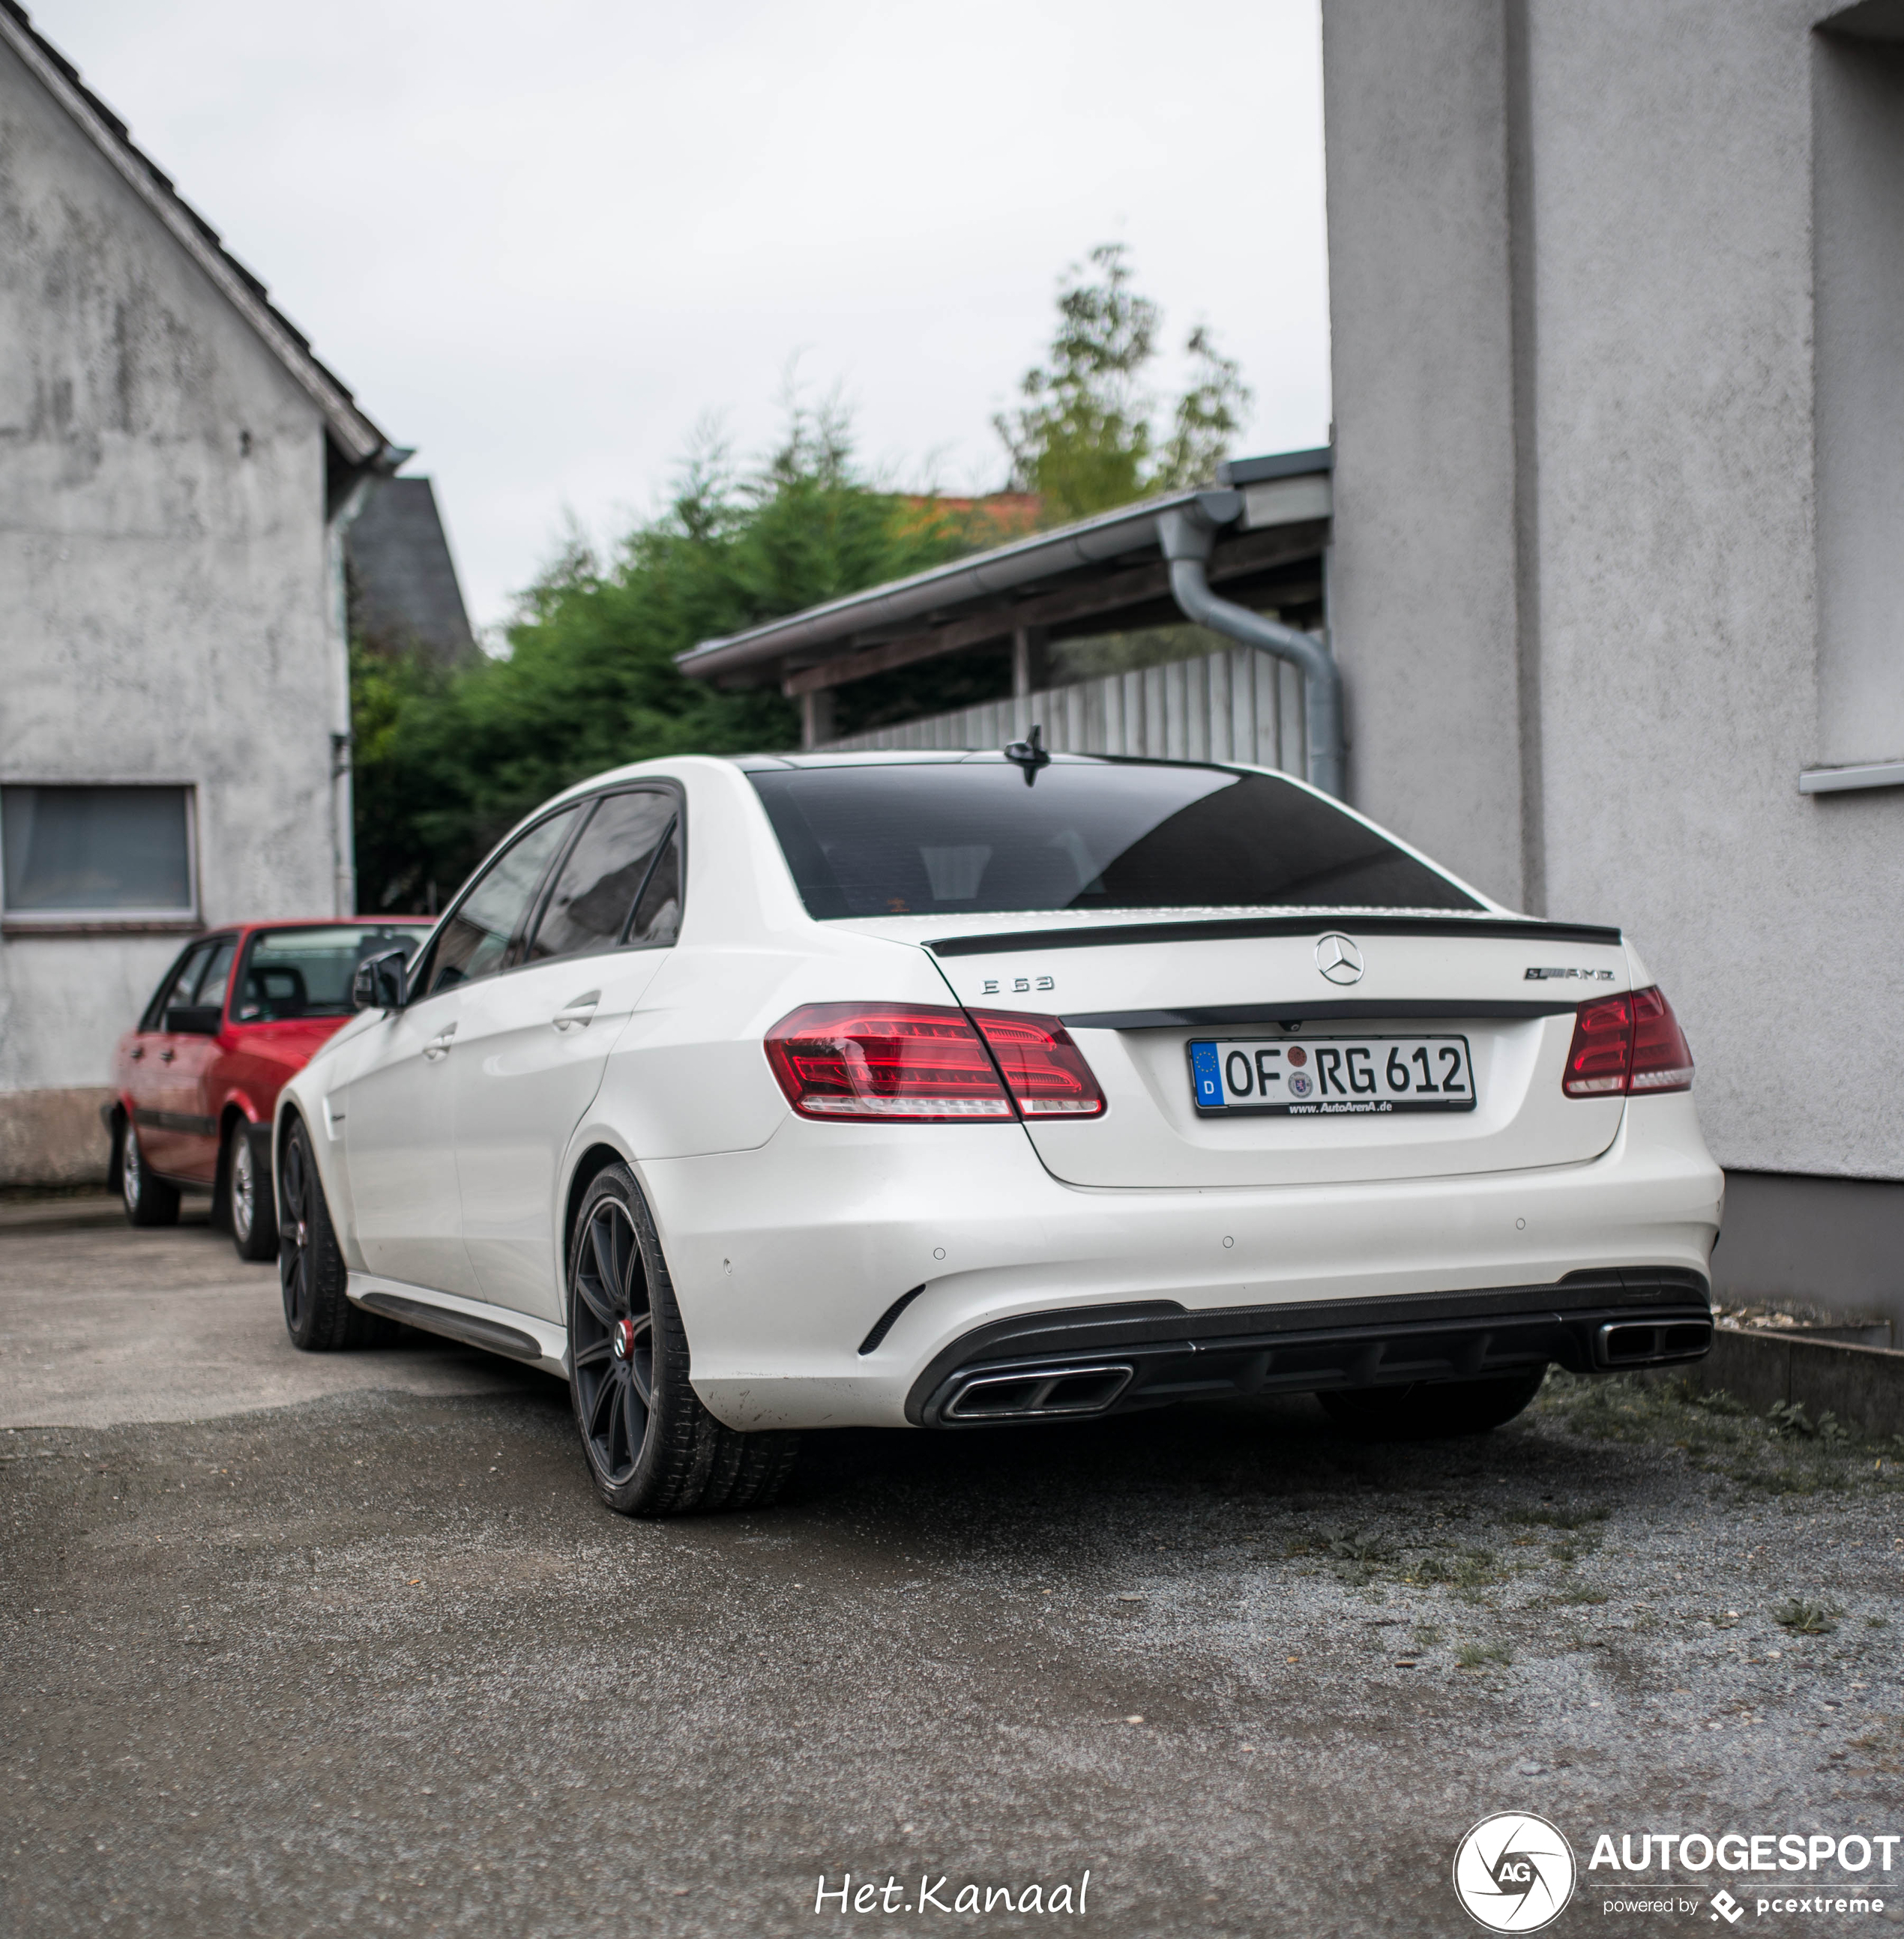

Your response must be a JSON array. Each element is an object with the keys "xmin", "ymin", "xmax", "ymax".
[{"xmin": 119, "ymin": 1118, "xmax": 179, "ymax": 1229}]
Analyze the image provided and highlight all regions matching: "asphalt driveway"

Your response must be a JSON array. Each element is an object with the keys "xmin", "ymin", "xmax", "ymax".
[{"xmin": 2, "ymin": 1215, "xmax": 1900, "ymax": 1937}]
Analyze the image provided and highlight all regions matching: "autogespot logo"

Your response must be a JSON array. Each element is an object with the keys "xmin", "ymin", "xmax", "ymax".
[{"xmin": 1453, "ymin": 1812, "xmax": 1578, "ymax": 1932}]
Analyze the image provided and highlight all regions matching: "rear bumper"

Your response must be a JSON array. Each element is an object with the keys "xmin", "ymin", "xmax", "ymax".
[
  {"xmin": 909, "ymin": 1270, "xmax": 1712, "ymax": 1426},
  {"xmin": 637, "ymin": 1091, "xmax": 1723, "ymax": 1432}
]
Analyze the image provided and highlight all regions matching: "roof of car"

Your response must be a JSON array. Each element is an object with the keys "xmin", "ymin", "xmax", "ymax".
[{"xmin": 208, "ymin": 917, "xmax": 434, "ymax": 935}]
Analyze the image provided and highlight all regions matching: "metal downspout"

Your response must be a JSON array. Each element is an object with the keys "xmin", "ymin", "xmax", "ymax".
[{"xmin": 1156, "ymin": 504, "xmax": 1345, "ymax": 799}]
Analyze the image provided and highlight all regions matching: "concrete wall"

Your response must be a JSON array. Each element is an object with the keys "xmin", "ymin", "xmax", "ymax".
[
  {"xmin": 1321, "ymin": 0, "xmax": 1535, "ymax": 909},
  {"xmin": 0, "ymin": 40, "xmax": 351, "ymax": 1183},
  {"xmin": 1324, "ymin": 1, "xmax": 1904, "ymax": 1223}
]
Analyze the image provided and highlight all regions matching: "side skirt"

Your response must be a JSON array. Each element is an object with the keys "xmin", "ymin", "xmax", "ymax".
[{"xmin": 346, "ymin": 1272, "xmax": 570, "ymax": 1381}]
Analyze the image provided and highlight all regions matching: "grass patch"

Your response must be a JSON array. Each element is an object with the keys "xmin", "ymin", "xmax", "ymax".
[
  {"xmin": 1455, "ymin": 1641, "xmax": 1512, "ymax": 1670},
  {"xmin": 1537, "ymin": 1372, "xmax": 1900, "ymax": 1497},
  {"xmin": 1773, "ymin": 1599, "xmax": 1837, "ymax": 1635},
  {"xmin": 1505, "ymin": 1505, "xmax": 1610, "ymax": 1531}
]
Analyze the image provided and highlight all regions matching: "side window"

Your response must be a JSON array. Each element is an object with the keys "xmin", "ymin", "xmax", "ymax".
[
  {"xmin": 139, "ymin": 945, "xmax": 199, "ymax": 1031},
  {"xmin": 627, "ymin": 817, "xmax": 681, "ymax": 948},
  {"xmin": 418, "ymin": 809, "xmax": 580, "ymax": 1000},
  {"xmin": 524, "ymin": 791, "xmax": 678, "ymax": 965},
  {"xmin": 145, "ymin": 941, "xmax": 214, "ymax": 1031},
  {"xmin": 190, "ymin": 938, "xmax": 237, "ymax": 1013}
]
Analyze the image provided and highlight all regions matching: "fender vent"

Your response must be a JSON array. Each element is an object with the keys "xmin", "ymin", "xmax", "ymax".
[{"xmin": 858, "ymin": 1285, "xmax": 927, "ymax": 1357}]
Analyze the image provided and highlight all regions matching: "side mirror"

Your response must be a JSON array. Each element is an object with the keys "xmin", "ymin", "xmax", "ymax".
[
  {"xmin": 163, "ymin": 1003, "xmax": 223, "ymax": 1037},
  {"xmin": 352, "ymin": 947, "xmax": 411, "ymax": 1011}
]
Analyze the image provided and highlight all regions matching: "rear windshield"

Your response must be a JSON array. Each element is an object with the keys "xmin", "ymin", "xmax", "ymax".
[
  {"xmin": 749, "ymin": 759, "xmax": 1480, "ymax": 920},
  {"xmin": 237, "ymin": 925, "xmax": 431, "ymax": 1022}
]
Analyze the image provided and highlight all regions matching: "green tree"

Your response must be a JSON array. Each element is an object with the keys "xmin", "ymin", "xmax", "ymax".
[
  {"xmin": 352, "ymin": 402, "xmax": 977, "ymax": 911},
  {"xmin": 995, "ymin": 243, "xmax": 1251, "ymax": 521}
]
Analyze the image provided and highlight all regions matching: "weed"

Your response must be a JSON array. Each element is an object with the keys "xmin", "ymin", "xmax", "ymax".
[
  {"xmin": 1506, "ymin": 1505, "xmax": 1610, "ymax": 1531},
  {"xmin": 1690, "ymin": 1387, "xmax": 1747, "ymax": 1416},
  {"xmin": 1768, "ymin": 1400, "xmax": 1843, "ymax": 1443},
  {"xmin": 1867, "ymin": 1617, "xmax": 1889, "ymax": 1629},
  {"xmin": 1412, "ymin": 1548, "xmax": 1498, "ymax": 1590},
  {"xmin": 1456, "ymin": 1641, "xmax": 1512, "ymax": 1670},
  {"xmin": 1413, "ymin": 1623, "xmax": 1443, "ymax": 1647},
  {"xmin": 1773, "ymin": 1599, "xmax": 1836, "ymax": 1635}
]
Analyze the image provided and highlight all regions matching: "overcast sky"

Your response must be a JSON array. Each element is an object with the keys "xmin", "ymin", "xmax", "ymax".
[{"xmin": 31, "ymin": 0, "xmax": 1331, "ymax": 633}]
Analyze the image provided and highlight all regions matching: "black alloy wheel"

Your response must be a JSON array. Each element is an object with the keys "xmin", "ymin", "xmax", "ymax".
[
  {"xmin": 277, "ymin": 1118, "xmax": 385, "ymax": 1351},
  {"xmin": 570, "ymin": 1195, "xmax": 655, "ymax": 1491},
  {"xmin": 564, "ymin": 1163, "xmax": 798, "ymax": 1518}
]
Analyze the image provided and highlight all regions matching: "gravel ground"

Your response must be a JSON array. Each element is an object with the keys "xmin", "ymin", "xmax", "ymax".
[{"xmin": 3, "ymin": 1224, "xmax": 1902, "ymax": 1937}]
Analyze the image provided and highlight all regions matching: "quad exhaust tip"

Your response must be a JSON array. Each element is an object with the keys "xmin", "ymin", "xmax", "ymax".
[
  {"xmin": 942, "ymin": 1363, "xmax": 1136, "ymax": 1423},
  {"xmin": 1594, "ymin": 1318, "xmax": 1712, "ymax": 1367}
]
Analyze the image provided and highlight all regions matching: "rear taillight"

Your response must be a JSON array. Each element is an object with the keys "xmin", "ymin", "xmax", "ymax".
[
  {"xmin": 1561, "ymin": 986, "xmax": 1693, "ymax": 1098},
  {"xmin": 970, "ymin": 1010, "xmax": 1106, "ymax": 1117},
  {"xmin": 1627, "ymin": 986, "xmax": 1696, "ymax": 1091},
  {"xmin": 764, "ymin": 1003, "xmax": 1105, "ymax": 1122}
]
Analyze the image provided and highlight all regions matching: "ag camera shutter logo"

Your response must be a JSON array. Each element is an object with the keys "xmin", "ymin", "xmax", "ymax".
[{"xmin": 1452, "ymin": 1812, "xmax": 1577, "ymax": 1932}]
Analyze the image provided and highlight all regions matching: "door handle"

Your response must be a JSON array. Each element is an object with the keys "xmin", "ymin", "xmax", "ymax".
[
  {"xmin": 159, "ymin": 1049, "xmax": 176, "ymax": 1064},
  {"xmin": 130, "ymin": 1046, "xmax": 145, "ymax": 1061},
  {"xmin": 423, "ymin": 1023, "xmax": 457, "ymax": 1061},
  {"xmin": 552, "ymin": 992, "xmax": 601, "ymax": 1033}
]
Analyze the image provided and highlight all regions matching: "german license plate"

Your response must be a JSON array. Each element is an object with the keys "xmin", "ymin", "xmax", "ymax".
[{"xmin": 1188, "ymin": 1036, "xmax": 1477, "ymax": 1116}]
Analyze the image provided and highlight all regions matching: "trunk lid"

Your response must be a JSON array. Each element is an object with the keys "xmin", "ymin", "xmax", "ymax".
[{"xmin": 868, "ymin": 911, "xmax": 1630, "ymax": 1188}]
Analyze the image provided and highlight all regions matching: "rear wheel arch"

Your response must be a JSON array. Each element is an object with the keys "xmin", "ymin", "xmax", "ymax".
[{"xmin": 563, "ymin": 1141, "xmax": 632, "ymax": 1273}]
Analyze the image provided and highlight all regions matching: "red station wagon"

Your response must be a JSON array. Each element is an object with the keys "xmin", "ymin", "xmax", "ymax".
[{"xmin": 109, "ymin": 920, "xmax": 432, "ymax": 1258}]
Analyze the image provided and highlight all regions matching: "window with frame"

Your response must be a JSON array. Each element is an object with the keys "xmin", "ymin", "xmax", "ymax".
[
  {"xmin": 140, "ymin": 941, "xmax": 214, "ymax": 1032},
  {"xmin": 1, "ymin": 785, "xmax": 196, "ymax": 920},
  {"xmin": 414, "ymin": 808, "xmax": 582, "ymax": 1001},
  {"xmin": 523, "ymin": 789, "xmax": 682, "ymax": 965}
]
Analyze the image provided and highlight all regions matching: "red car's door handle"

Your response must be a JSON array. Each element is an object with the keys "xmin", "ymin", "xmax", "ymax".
[
  {"xmin": 130, "ymin": 1046, "xmax": 145, "ymax": 1061},
  {"xmin": 159, "ymin": 1049, "xmax": 177, "ymax": 1064}
]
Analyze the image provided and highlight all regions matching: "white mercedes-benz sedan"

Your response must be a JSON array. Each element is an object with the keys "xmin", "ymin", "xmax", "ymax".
[{"xmin": 274, "ymin": 749, "xmax": 1720, "ymax": 1516}]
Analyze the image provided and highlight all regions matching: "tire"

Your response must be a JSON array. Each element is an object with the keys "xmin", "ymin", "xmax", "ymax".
[
  {"xmin": 120, "ymin": 1118, "xmax": 180, "ymax": 1228},
  {"xmin": 227, "ymin": 1121, "xmax": 279, "ymax": 1262},
  {"xmin": 1318, "ymin": 1368, "xmax": 1548, "ymax": 1440},
  {"xmin": 566, "ymin": 1163, "xmax": 798, "ymax": 1518},
  {"xmin": 277, "ymin": 1118, "xmax": 389, "ymax": 1351}
]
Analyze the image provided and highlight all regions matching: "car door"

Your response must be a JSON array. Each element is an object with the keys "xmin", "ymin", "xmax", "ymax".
[
  {"xmin": 127, "ymin": 940, "xmax": 213, "ymax": 1175},
  {"xmin": 338, "ymin": 807, "xmax": 582, "ymax": 1297},
  {"xmin": 159, "ymin": 933, "xmax": 235, "ymax": 1183},
  {"xmin": 452, "ymin": 788, "xmax": 682, "ymax": 1318}
]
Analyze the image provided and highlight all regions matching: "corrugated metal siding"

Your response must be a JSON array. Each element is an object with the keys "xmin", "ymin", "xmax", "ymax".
[{"xmin": 819, "ymin": 648, "xmax": 1307, "ymax": 774}]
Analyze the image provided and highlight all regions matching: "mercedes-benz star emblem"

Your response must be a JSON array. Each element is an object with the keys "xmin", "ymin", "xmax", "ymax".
[{"xmin": 1315, "ymin": 933, "xmax": 1364, "ymax": 985}]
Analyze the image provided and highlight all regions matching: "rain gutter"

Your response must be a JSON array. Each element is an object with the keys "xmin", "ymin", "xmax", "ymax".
[{"xmin": 1155, "ymin": 503, "xmax": 1346, "ymax": 798}]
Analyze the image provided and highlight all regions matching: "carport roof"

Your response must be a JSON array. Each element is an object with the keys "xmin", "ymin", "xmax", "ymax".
[{"xmin": 675, "ymin": 447, "xmax": 1333, "ymax": 699}]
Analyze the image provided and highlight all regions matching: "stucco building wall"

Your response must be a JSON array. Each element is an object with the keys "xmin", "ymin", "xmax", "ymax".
[
  {"xmin": 0, "ymin": 35, "xmax": 353, "ymax": 1183},
  {"xmin": 1323, "ymin": 0, "xmax": 1904, "ymax": 1315}
]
